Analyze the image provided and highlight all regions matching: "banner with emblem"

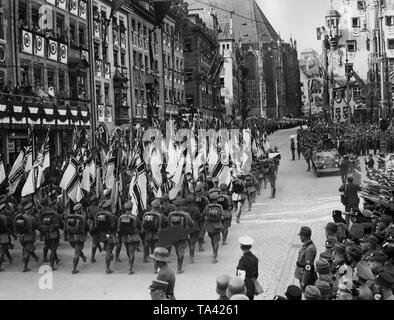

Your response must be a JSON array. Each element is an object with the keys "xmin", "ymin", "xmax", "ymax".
[
  {"xmin": 21, "ymin": 30, "xmax": 33, "ymax": 55},
  {"xmin": 57, "ymin": 0, "xmax": 67, "ymax": 11},
  {"xmin": 79, "ymin": 0, "xmax": 87, "ymax": 20},
  {"xmin": 69, "ymin": 0, "xmax": 78, "ymax": 16},
  {"xmin": 0, "ymin": 44, "xmax": 6, "ymax": 67},
  {"xmin": 34, "ymin": 35, "xmax": 45, "ymax": 57},
  {"xmin": 59, "ymin": 43, "xmax": 68, "ymax": 64},
  {"xmin": 48, "ymin": 40, "xmax": 58, "ymax": 61}
]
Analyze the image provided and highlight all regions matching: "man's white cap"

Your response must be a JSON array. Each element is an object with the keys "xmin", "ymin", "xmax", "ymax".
[{"xmin": 238, "ymin": 236, "xmax": 254, "ymax": 246}]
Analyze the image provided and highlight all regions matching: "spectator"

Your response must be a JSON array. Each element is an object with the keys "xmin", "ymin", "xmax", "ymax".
[
  {"xmin": 285, "ymin": 285, "xmax": 302, "ymax": 300},
  {"xmin": 354, "ymin": 261, "xmax": 373, "ymax": 300},
  {"xmin": 373, "ymin": 272, "xmax": 394, "ymax": 300},
  {"xmin": 226, "ymin": 277, "xmax": 247, "ymax": 300},
  {"xmin": 216, "ymin": 275, "xmax": 231, "ymax": 300},
  {"xmin": 314, "ymin": 279, "xmax": 330, "ymax": 300},
  {"xmin": 339, "ymin": 176, "xmax": 361, "ymax": 214},
  {"xmin": 303, "ymin": 285, "xmax": 321, "ymax": 300}
]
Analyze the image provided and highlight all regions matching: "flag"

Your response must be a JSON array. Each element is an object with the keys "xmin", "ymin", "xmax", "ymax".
[
  {"xmin": 8, "ymin": 150, "xmax": 25, "ymax": 194},
  {"xmin": 21, "ymin": 164, "xmax": 40, "ymax": 197},
  {"xmin": 105, "ymin": 146, "xmax": 117, "ymax": 189},
  {"xmin": 81, "ymin": 150, "xmax": 93, "ymax": 192},
  {"xmin": 168, "ymin": 149, "xmax": 186, "ymax": 200},
  {"xmin": 0, "ymin": 154, "xmax": 5, "ymax": 185},
  {"xmin": 25, "ymin": 128, "xmax": 33, "ymax": 172},
  {"xmin": 110, "ymin": 0, "xmax": 126, "ymax": 17},
  {"xmin": 59, "ymin": 156, "xmax": 84, "ymax": 203},
  {"xmin": 129, "ymin": 154, "xmax": 147, "ymax": 215}
]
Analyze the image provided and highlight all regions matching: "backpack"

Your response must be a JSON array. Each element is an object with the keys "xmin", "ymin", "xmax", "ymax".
[
  {"xmin": 232, "ymin": 180, "xmax": 243, "ymax": 194},
  {"xmin": 244, "ymin": 175, "xmax": 254, "ymax": 188},
  {"xmin": 40, "ymin": 212, "xmax": 57, "ymax": 232},
  {"xmin": 118, "ymin": 215, "xmax": 136, "ymax": 236},
  {"xmin": 142, "ymin": 213, "xmax": 159, "ymax": 232},
  {"xmin": 168, "ymin": 213, "xmax": 186, "ymax": 229},
  {"xmin": 206, "ymin": 205, "xmax": 222, "ymax": 222},
  {"xmin": 0, "ymin": 215, "xmax": 8, "ymax": 233},
  {"xmin": 95, "ymin": 212, "xmax": 111, "ymax": 232},
  {"xmin": 14, "ymin": 214, "xmax": 32, "ymax": 234},
  {"xmin": 65, "ymin": 215, "xmax": 83, "ymax": 234}
]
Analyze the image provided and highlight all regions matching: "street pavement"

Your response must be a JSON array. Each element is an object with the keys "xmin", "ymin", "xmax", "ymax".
[{"xmin": 0, "ymin": 127, "xmax": 348, "ymax": 300}]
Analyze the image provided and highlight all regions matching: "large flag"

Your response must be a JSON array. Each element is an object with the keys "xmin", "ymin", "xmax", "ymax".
[
  {"xmin": 110, "ymin": 0, "xmax": 126, "ymax": 17},
  {"xmin": 150, "ymin": 145, "xmax": 163, "ymax": 198},
  {"xmin": 25, "ymin": 128, "xmax": 33, "ymax": 172},
  {"xmin": 0, "ymin": 153, "xmax": 5, "ymax": 185},
  {"xmin": 8, "ymin": 150, "xmax": 25, "ymax": 194},
  {"xmin": 168, "ymin": 148, "xmax": 186, "ymax": 200},
  {"xmin": 129, "ymin": 154, "xmax": 147, "ymax": 216},
  {"xmin": 59, "ymin": 156, "xmax": 83, "ymax": 203},
  {"xmin": 105, "ymin": 146, "xmax": 117, "ymax": 189}
]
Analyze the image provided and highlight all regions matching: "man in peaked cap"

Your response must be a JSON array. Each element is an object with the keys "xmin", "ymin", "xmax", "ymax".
[
  {"xmin": 314, "ymin": 279, "xmax": 330, "ymax": 300},
  {"xmin": 374, "ymin": 271, "xmax": 394, "ymax": 300},
  {"xmin": 303, "ymin": 285, "xmax": 321, "ymax": 300},
  {"xmin": 285, "ymin": 285, "xmax": 302, "ymax": 300},
  {"xmin": 295, "ymin": 226, "xmax": 317, "ymax": 290},
  {"xmin": 354, "ymin": 261, "xmax": 373, "ymax": 300},
  {"xmin": 360, "ymin": 234, "xmax": 379, "ymax": 259},
  {"xmin": 149, "ymin": 280, "xmax": 169, "ymax": 301},
  {"xmin": 216, "ymin": 275, "xmax": 231, "ymax": 300},
  {"xmin": 236, "ymin": 236, "xmax": 259, "ymax": 300},
  {"xmin": 325, "ymin": 222, "xmax": 338, "ymax": 241},
  {"xmin": 325, "ymin": 238, "xmax": 337, "ymax": 256}
]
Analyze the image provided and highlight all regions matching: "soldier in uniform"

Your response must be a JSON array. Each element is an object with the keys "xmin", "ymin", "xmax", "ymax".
[
  {"xmin": 64, "ymin": 203, "xmax": 88, "ymax": 274},
  {"xmin": 230, "ymin": 175, "xmax": 245, "ymax": 224},
  {"xmin": 294, "ymin": 226, "xmax": 317, "ymax": 291},
  {"xmin": 117, "ymin": 201, "xmax": 141, "ymax": 275},
  {"xmin": 160, "ymin": 194, "xmax": 176, "ymax": 218},
  {"xmin": 203, "ymin": 192, "xmax": 225, "ymax": 264},
  {"xmin": 353, "ymin": 261, "xmax": 374, "ymax": 300},
  {"xmin": 88, "ymin": 195, "xmax": 103, "ymax": 263},
  {"xmin": 194, "ymin": 185, "xmax": 209, "ymax": 252},
  {"xmin": 219, "ymin": 184, "xmax": 233, "ymax": 245},
  {"xmin": 141, "ymin": 199, "xmax": 162, "ymax": 267},
  {"xmin": 244, "ymin": 172, "xmax": 258, "ymax": 211},
  {"xmin": 373, "ymin": 271, "xmax": 394, "ymax": 300},
  {"xmin": 209, "ymin": 177, "xmax": 221, "ymax": 194},
  {"xmin": 266, "ymin": 158, "xmax": 277, "ymax": 199},
  {"xmin": 183, "ymin": 195, "xmax": 201, "ymax": 264},
  {"xmin": 236, "ymin": 236, "xmax": 259, "ymax": 300},
  {"xmin": 168, "ymin": 198, "xmax": 194, "ymax": 273},
  {"xmin": 0, "ymin": 203, "xmax": 14, "ymax": 271},
  {"xmin": 95, "ymin": 201, "xmax": 118, "ymax": 274},
  {"xmin": 38, "ymin": 197, "xmax": 62, "ymax": 270},
  {"xmin": 151, "ymin": 247, "xmax": 176, "ymax": 300},
  {"xmin": 14, "ymin": 203, "xmax": 40, "ymax": 272}
]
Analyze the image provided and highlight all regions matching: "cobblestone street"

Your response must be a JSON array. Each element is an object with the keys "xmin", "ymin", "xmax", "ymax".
[{"xmin": 0, "ymin": 127, "xmax": 353, "ymax": 300}]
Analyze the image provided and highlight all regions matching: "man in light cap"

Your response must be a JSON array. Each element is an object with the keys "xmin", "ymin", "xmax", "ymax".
[
  {"xmin": 216, "ymin": 274, "xmax": 231, "ymax": 300},
  {"xmin": 226, "ymin": 277, "xmax": 247, "ymax": 299},
  {"xmin": 295, "ymin": 226, "xmax": 317, "ymax": 290},
  {"xmin": 354, "ymin": 261, "xmax": 373, "ymax": 300},
  {"xmin": 314, "ymin": 279, "xmax": 330, "ymax": 300},
  {"xmin": 336, "ymin": 278, "xmax": 354, "ymax": 300},
  {"xmin": 236, "ymin": 236, "xmax": 259, "ymax": 300}
]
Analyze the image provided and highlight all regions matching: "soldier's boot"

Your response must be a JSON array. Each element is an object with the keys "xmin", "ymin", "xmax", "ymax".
[
  {"xmin": 91, "ymin": 247, "xmax": 97, "ymax": 263},
  {"xmin": 177, "ymin": 256, "xmax": 184, "ymax": 274},
  {"xmin": 54, "ymin": 252, "xmax": 61, "ymax": 264},
  {"xmin": 43, "ymin": 247, "xmax": 49, "ymax": 263},
  {"xmin": 105, "ymin": 257, "xmax": 113, "ymax": 274},
  {"xmin": 79, "ymin": 252, "xmax": 87, "ymax": 263},
  {"xmin": 50, "ymin": 253, "xmax": 57, "ymax": 271},
  {"xmin": 5, "ymin": 249, "xmax": 12, "ymax": 263},
  {"xmin": 72, "ymin": 257, "xmax": 79, "ymax": 274},
  {"xmin": 198, "ymin": 239, "xmax": 204, "ymax": 252},
  {"xmin": 222, "ymin": 230, "xmax": 228, "ymax": 245},
  {"xmin": 143, "ymin": 245, "xmax": 149, "ymax": 263},
  {"xmin": 189, "ymin": 243, "xmax": 195, "ymax": 264},
  {"xmin": 22, "ymin": 257, "xmax": 30, "ymax": 273},
  {"xmin": 97, "ymin": 243, "xmax": 103, "ymax": 253},
  {"xmin": 31, "ymin": 251, "xmax": 40, "ymax": 263},
  {"xmin": 212, "ymin": 247, "xmax": 218, "ymax": 264},
  {"xmin": 115, "ymin": 245, "xmax": 122, "ymax": 263},
  {"xmin": 129, "ymin": 254, "xmax": 135, "ymax": 275}
]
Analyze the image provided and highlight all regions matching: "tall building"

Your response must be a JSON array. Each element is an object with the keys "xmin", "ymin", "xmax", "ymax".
[{"xmin": 0, "ymin": 0, "xmax": 92, "ymax": 164}]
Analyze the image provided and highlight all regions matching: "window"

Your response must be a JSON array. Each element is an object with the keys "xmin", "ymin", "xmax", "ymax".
[
  {"xmin": 354, "ymin": 87, "xmax": 361, "ymax": 97},
  {"xmin": 387, "ymin": 16, "xmax": 394, "ymax": 27},
  {"xmin": 133, "ymin": 50, "xmax": 138, "ymax": 67},
  {"xmin": 388, "ymin": 38, "xmax": 394, "ymax": 50},
  {"xmin": 113, "ymin": 49, "xmax": 119, "ymax": 67},
  {"xmin": 79, "ymin": 23, "xmax": 86, "ymax": 47},
  {"xmin": 184, "ymin": 38, "xmax": 192, "ymax": 52},
  {"xmin": 154, "ymin": 60, "xmax": 158, "ymax": 73},
  {"xmin": 104, "ymin": 84, "xmax": 110, "ymax": 104},
  {"xmin": 227, "ymin": 44, "xmax": 230, "ymax": 50},
  {"xmin": 21, "ymin": 60, "xmax": 30, "ymax": 85},
  {"xmin": 145, "ymin": 55, "xmax": 149, "ymax": 70},
  {"xmin": 77, "ymin": 75, "xmax": 87, "ymax": 99},
  {"xmin": 31, "ymin": 3, "xmax": 40, "ymax": 31},
  {"xmin": 33, "ymin": 63, "xmax": 44, "ymax": 87},
  {"xmin": 59, "ymin": 70, "xmax": 66, "ymax": 96},
  {"xmin": 140, "ymin": 90, "xmax": 144, "ymax": 102},
  {"xmin": 352, "ymin": 17, "xmax": 360, "ymax": 28},
  {"xmin": 121, "ymin": 52, "xmax": 126, "ymax": 66},
  {"xmin": 220, "ymin": 78, "xmax": 224, "ymax": 88},
  {"xmin": 135, "ymin": 89, "xmax": 139, "ymax": 103},
  {"xmin": 139, "ymin": 53, "xmax": 143, "ymax": 69},
  {"xmin": 346, "ymin": 40, "xmax": 357, "ymax": 52},
  {"xmin": 94, "ymin": 42, "xmax": 100, "ymax": 60},
  {"xmin": 47, "ymin": 67, "xmax": 55, "ymax": 88},
  {"xmin": 19, "ymin": 0, "xmax": 28, "ymax": 28},
  {"xmin": 357, "ymin": 0, "xmax": 365, "ymax": 10},
  {"xmin": 96, "ymin": 83, "xmax": 102, "ymax": 104},
  {"xmin": 56, "ymin": 13, "xmax": 65, "ymax": 38},
  {"xmin": 131, "ymin": 19, "xmax": 136, "ymax": 31},
  {"xmin": 70, "ymin": 20, "xmax": 77, "ymax": 46}
]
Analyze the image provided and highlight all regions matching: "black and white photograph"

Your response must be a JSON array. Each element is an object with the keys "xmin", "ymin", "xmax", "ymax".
[{"xmin": 0, "ymin": 0, "xmax": 394, "ymax": 305}]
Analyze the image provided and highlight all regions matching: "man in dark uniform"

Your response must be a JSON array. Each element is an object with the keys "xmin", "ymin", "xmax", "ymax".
[
  {"xmin": 151, "ymin": 247, "xmax": 176, "ymax": 300},
  {"xmin": 0, "ymin": 203, "xmax": 14, "ymax": 272},
  {"xmin": 294, "ymin": 226, "xmax": 317, "ymax": 291},
  {"xmin": 14, "ymin": 203, "xmax": 40, "ymax": 272},
  {"xmin": 88, "ymin": 195, "xmax": 103, "ymax": 263},
  {"xmin": 194, "ymin": 185, "xmax": 209, "ymax": 252},
  {"xmin": 219, "ymin": 184, "xmax": 233, "ymax": 245},
  {"xmin": 64, "ymin": 203, "xmax": 88, "ymax": 274},
  {"xmin": 160, "ymin": 194, "xmax": 176, "ymax": 218},
  {"xmin": 183, "ymin": 195, "xmax": 201, "ymax": 264},
  {"xmin": 236, "ymin": 236, "xmax": 259, "ymax": 300},
  {"xmin": 117, "ymin": 201, "xmax": 141, "ymax": 275},
  {"xmin": 141, "ymin": 199, "xmax": 162, "ymax": 267}
]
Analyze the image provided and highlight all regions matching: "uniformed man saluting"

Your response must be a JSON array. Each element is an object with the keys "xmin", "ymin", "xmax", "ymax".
[
  {"xmin": 236, "ymin": 236, "xmax": 260, "ymax": 301},
  {"xmin": 294, "ymin": 226, "xmax": 317, "ymax": 291}
]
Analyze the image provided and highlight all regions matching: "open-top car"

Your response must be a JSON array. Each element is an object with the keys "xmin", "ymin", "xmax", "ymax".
[{"xmin": 312, "ymin": 149, "xmax": 341, "ymax": 177}]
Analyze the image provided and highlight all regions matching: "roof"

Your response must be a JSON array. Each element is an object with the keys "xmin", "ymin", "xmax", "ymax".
[
  {"xmin": 218, "ymin": 22, "xmax": 233, "ymax": 41},
  {"xmin": 326, "ymin": 9, "xmax": 340, "ymax": 17},
  {"xmin": 187, "ymin": 0, "xmax": 278, "ymax": 44}
]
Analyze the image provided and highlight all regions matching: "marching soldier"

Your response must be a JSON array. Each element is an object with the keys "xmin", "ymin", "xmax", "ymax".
[
  {"xmin": 151, "ymin": 247, "xmax": 176, "ymax": 300},
  {"xmin": 183, "ymin": 195, "xmax": 201, "ymax": 264},
  {"xmin": 266, "ymin": 158, "xmax": 277, "ymax": 199},
  {"xmin": 203, "ymin": 192, "xmax": 225, "ymax": 264},
  {"xmin": 209, "ymin": 177, "xmax": 221, "ymax": 194},
  {"xmin": 229, "ymin": 174, "xmax": 245, "ymax": 224},
  {"xmin": 161, "ymin": 194, "xmax": 176, "ymax": 218},
  {"xmin": 64, "ymin": 203, "xmax": 88, "ymax": 274},
  {"xmin": 14, "ymin": 203, "xmax": 40, "ymax": 272},
  {"xmin": 194, "ymin": 185, "xmax": 210, "ymax": 252},
  {"xmin": 273, "ymin": 146, "xmax": 281, "ymax": 173},
  {"xmin": 0, "ymin": 203, "xmax": 14, "ymax": 272},
  {"xmin": 95, "ymin": 201, "xmax": 118, "ymax": 274},
  {"xmin": 218, "ymin": 184, "xmax": 233, "ymax": 245},
  {"xmin": 88, "ymin": 195, "xmax": 103, "ymax": 263},
  {"xmin": 244, "ymin": 172, "xmax": 258, "ymax": 211},
  {"xmin": 117, "ymin": 201, "xmax": 141, "ymax": 275},
  {"xmin": 168, "ymin": 198, "xmax": 194, "ymax": 273},
  {"xmin": 38, "ymin": 197, "xmax": 62, "ymax": 270},
  {"xmin": 294, "ymin": 226, "xmax": 317, "ymax": 291},
  {"xmin": 141, "ymin": 199, "xmax": 162, "ymax": 267}
]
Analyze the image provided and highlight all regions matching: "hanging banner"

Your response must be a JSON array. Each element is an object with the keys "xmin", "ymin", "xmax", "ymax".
[
  {"xmin": 48, "ymin": 40, "xmax": 58, "ymax": 61},
  {"xmin": 34, "ymin": 35, "xmax": 45, "ymax": 57},
  {"xmin": 59, "ymin": 43, "xmax": 68, "ymax": 64},
  {"xmin": 21, "ymin": 30, "xmax": 33, "ymax": 55}
]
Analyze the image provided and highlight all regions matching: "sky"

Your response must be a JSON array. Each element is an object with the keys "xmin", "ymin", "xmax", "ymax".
[{"xmin": 257, "ymin": 0, "xmax": 333, "ymax": 54}]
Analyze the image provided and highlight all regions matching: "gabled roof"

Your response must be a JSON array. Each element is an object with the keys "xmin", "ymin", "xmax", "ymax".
[
  {"xmin": 218, "ymin": 22, "xmax": 233, "ymax": 41},
  {"xmin": 187, "ymin": 0, "xmax": 278, "ymax": 45}
]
